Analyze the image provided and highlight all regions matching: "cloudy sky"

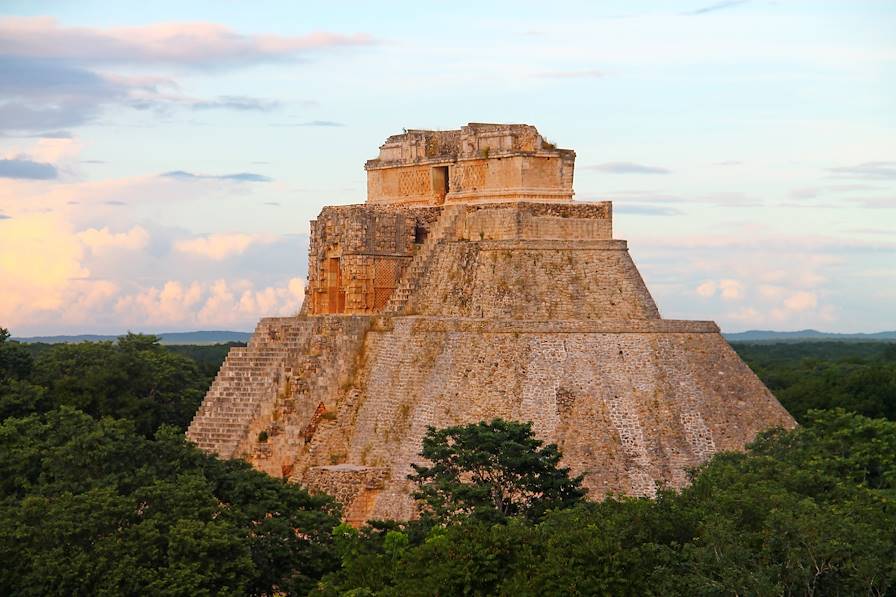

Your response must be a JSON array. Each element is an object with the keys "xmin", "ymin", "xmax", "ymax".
[{"xmin": 1, "ymin": 1, "xmax": 893, "ymax": 336}]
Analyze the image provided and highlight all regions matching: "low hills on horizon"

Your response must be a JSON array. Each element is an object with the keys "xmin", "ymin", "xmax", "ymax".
[
  {"xmin": 724, "ymin": 329, "xmax": 896, "ymax": 343},
  {"xmin": 12, "ymin": 330, "xmax": 253, "ymax": 345},
  {"xmin": 11, "ymin": 328, "xmax": 896, "ymax": 345}
]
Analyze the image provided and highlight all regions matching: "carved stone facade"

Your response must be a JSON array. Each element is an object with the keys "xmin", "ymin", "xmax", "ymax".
[
  {"xmin": 187, "ymin": 124, "xmax": 795, "ymax": 524},
  {"xmin": 365, "ymin": 123, "xmax": 575, "ymax": 206}
]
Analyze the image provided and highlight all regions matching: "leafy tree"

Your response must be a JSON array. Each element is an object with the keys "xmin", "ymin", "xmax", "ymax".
[
  {"xmin": 317, "ymin": 523, "xmax": 414, "ymax": 595},
  {"xmin": 166, "ymin": 341, "xmax": 246, "ymax": 379},
  {"xmin": 322, "ymin": 411, "xmax": 896, "ymax": 596},
  {"xmin": 0, "ymin": 327, "xmax": 34, "ymax": 381},
  {"xmin": 28, "ymin": 333, "xmax": 208, "ymax": 434},
  {"xmin": 733, "ymin": 341, "xmax": 896, "ymax": 422},
  {"xmin": 0, "ymin": 328, "xmax": 47, "ymax": 419},
  {"xmin": 0, "ymin": 408, "xmax": 341, "ymax": 596},
  {"xmin": 0, "ymin": 377, "xmax": 47, "ymax": 420},
  {"xmin": 748, "ymin": 408, "xmax": 896, "ymax": 491},
  {"xmin": 669, "ymin": 411, "xmax": 896, "ymax": 596},
  {"xmin": 408, "ymin": 418, "xmax": 586, "ymax": 524}
]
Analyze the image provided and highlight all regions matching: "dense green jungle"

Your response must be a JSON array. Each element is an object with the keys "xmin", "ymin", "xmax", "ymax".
[{"xmin": 1, "ymin": 328, "xmax": 894, "ymax": 596}]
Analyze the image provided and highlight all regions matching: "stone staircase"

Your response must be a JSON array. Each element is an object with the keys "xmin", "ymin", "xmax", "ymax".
[
  {"xmin": 186, "ymin": 317, "xmax": 313, "ymax": 458},
  {"xmin": 384, "ymin": 204, "xmax": 464, "ymax": 314}
]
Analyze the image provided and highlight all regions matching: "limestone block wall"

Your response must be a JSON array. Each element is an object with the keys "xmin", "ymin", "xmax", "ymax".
[
  {"xmin": 338, "ymin": 255, "xmax": 411, "ymax": 314},
  {"xmin": 374, "ymin": 129, "xmax": 463, "ymax": 164},
  {"xmin": 514, "ymin": 201, "xmax": 611, "ymax": 219},
  {"xmin": 462, "ymin": 206, "xmax": 612, "ymax": 241},
  {"xmin": 289, "ymin": 318, "xmax": 795, "ymax": 521},
  {"xmin": 460, "ymin": 123, "xmax": 540, "ymax": 155},
  {"xmin": 403, "ymin": 240, "xmax": 660, "ymax": 320},
  {"xmin": 187, "ymin": 317, "xmax": 317, "ymax": 458},
  {"xmin": 444, "ymin": 155, "xmax": 573, "ymax": 203},
  {"xmin": 186, "ymin": 316, "xmax": 372, "ymax": 472},
  {"xmin": 366, "ymin": 154, "xmax": 575, "ymax": 206},
  {"xmin": 364, "ymin": 124, "xmax": 576, "ymax": 206},
  {"xmin": 306, "ymin": 201, "xmax": 616, "ymax": 316},
  {"xmin": 306, "ymin": 205, "xmax": 441, "ymax": 314},
  {"xmin": 520, "ymin": 215, "xmax": 609, "ymax": 240},
  {"xmin": 193, "ymin": 312, "xmax": 794, "ymax": 523},
  {"xmin": 190, "ymin": 197, "xmax": 795, "ymax": 525},
  {"xmin": 366, "ymin": 164, "xmax": 437, "ymax": 206},
  {"xmin": 303, "ymin": 465, "xmax": 389, "ymax": 526},
  {"xmin": 238, "ymin": 316, "xmax": 372, "ymax": 479}
]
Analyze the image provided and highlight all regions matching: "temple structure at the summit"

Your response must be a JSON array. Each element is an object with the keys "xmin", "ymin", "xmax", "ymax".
[
  {"xmin": 187, "ymin": 123, "xmax": 795, "ymax": 524},
  {"xmin": 365, "ymin": 123, "xmax": 575, "ymax": 205}
]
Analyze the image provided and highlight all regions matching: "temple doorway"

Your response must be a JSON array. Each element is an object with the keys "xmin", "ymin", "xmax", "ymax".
[{"xmin": 431, "ymin": 166, "xmax": 449, "ymax": 204}]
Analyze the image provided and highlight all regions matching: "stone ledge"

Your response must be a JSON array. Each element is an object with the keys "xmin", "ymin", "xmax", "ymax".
[
  {"xmin": 366, "ymin": 150, "xmax": 564, "ymax": 170},
  {"xmin": 473, "ymin": 239, "xmax": 628, "ymax": 251},
  {"xmin": 446, "ymin": 188, "xmax": 574, "ymax": 202},
  {"xmin": 370, "ymin": 317, "xmax": 720, "ymax": 334}
]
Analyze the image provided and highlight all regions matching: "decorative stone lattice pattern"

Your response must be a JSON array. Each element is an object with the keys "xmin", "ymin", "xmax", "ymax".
[
  {"xmin": 457, "ymin": 162, "xmax": 487, "ymax": 188},
  {"xmin": 398, "ymin": 167, "xmax": 429, "ymax": 196}
]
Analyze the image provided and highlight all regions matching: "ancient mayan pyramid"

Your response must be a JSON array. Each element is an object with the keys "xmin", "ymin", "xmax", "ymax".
[{"xmin": 187, "ymin": 123, "xmax": 795, "ymax": 524}]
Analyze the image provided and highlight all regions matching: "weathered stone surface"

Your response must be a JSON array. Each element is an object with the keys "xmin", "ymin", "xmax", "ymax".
[
  {"xmin": 186, "ymin": 124, "xmax": 795, "ymax": 523},
  {"xmin": 365, "ymin": 123, "xmax": 575, "ymax": 206}
]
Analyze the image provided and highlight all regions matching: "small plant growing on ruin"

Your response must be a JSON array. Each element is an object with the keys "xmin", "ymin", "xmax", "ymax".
[
  {"xmin": 321, "ymin": 411, "xmax": 337, "ymax": 421},
  {"xmin": 481, "ymin": 147, "xmax": 490, "ymax": 159},
  {"xmin": 257, "ymin": 430, "xmax": 269, "ymax": 443},
  {"xmin": 359, "ymin": 444, "xmax": 372, "ymax": 465},
  {"xmin": 398, "ymin": 403, "xmax": 411, "ymax": 423}
]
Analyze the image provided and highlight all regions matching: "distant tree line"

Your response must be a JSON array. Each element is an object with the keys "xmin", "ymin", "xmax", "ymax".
[
  {"xmin": 1, "ymin": 328, "xmax": 895, "ymax": 595},
  {"xmin": 734, "ymin": 341, "xmax": 896, "ymax": 422}
]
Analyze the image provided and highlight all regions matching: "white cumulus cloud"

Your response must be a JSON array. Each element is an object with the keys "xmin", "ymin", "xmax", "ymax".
[
  {"xmin": 695, "ymin": 279, "xmax": 743, "ymax": 300},
  {"xmin": 696, "ymin": 280, "xmax": 716, "ymax": 297},
  {"xmin": 783, "ymin": 291, "xmax": 818, "ymax": 312},
  {"xmin": 174, "ymin": 232, "xmax": 276, "ymax": 260},
  {"xmin": 113, "ymin": 277, "xmax": 305, "ymax": 330},
  {"xmin": 718, "ymin": 279, "xmax": 743, "ymax": 301},
  {"xmin": 78, "ymin": 225, "xmax": 149, "ymax": 252}
]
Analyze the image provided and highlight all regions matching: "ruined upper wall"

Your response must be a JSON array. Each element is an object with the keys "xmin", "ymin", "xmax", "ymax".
[
  {"xmin": 304, "ymin": 205, "xmax": 440, "ymax": 316},
  {"xmin": 365, "ymin": 123, "xmax": 575, "ymax": 206},
  {"xmin": 303, "ymin": 201, "xmax": 615, "ymax": 317}
]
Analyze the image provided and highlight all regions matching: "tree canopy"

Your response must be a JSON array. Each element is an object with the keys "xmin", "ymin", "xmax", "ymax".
[
  {"xmin": 319, "ymin": 410, "xmax": 896, "ymax": 596},
  {"xmin": 0, "ymin": 407, "xmax": 341, "ymax": 596},
  {"xmin": 1, "ymin": 332, "xmax": 212, "ymax": 435},
  {"xmin": 3, "ymin": 329, "xmax": 896, "ymax": 595},
  {"xmin": 733, "ymin": 341, "xmax": 896, "ymax": 422},
  {"xmin": 408, "ymin": 418, "xmax": 586, "ymax": 524}
]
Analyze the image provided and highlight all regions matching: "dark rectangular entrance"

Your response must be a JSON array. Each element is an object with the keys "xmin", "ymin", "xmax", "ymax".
[{"xmin": 431, "ymin": 166, "xmax": 449, "ymax": 204}]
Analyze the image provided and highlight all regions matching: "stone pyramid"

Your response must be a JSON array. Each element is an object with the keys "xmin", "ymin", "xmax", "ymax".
[{"xmin": 187, "ymin": 124, "xmax": 795, "ymax": 524}]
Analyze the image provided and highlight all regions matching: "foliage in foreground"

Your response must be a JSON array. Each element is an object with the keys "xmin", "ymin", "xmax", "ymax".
[
  {"xmin": 4, "ymin": 329, "xmax": 896, "ymax": 595},
  {"xmin": 0, "ymin": 408, "xmax": 341, "ymax": 596},
  {"xmin": 1, "ymin": 329, "xmax": 211, "ymax": 435},
  {"xmin": 318, "ymin": 410, "xmax": 896, "ymax": 596},
  {"xmin": 408, "ymin": 419, "xmax": 586, "ymax": 524},
  {"xmin": 734, "ymin": 341, "xmax": 896, "ymax": 423}
]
